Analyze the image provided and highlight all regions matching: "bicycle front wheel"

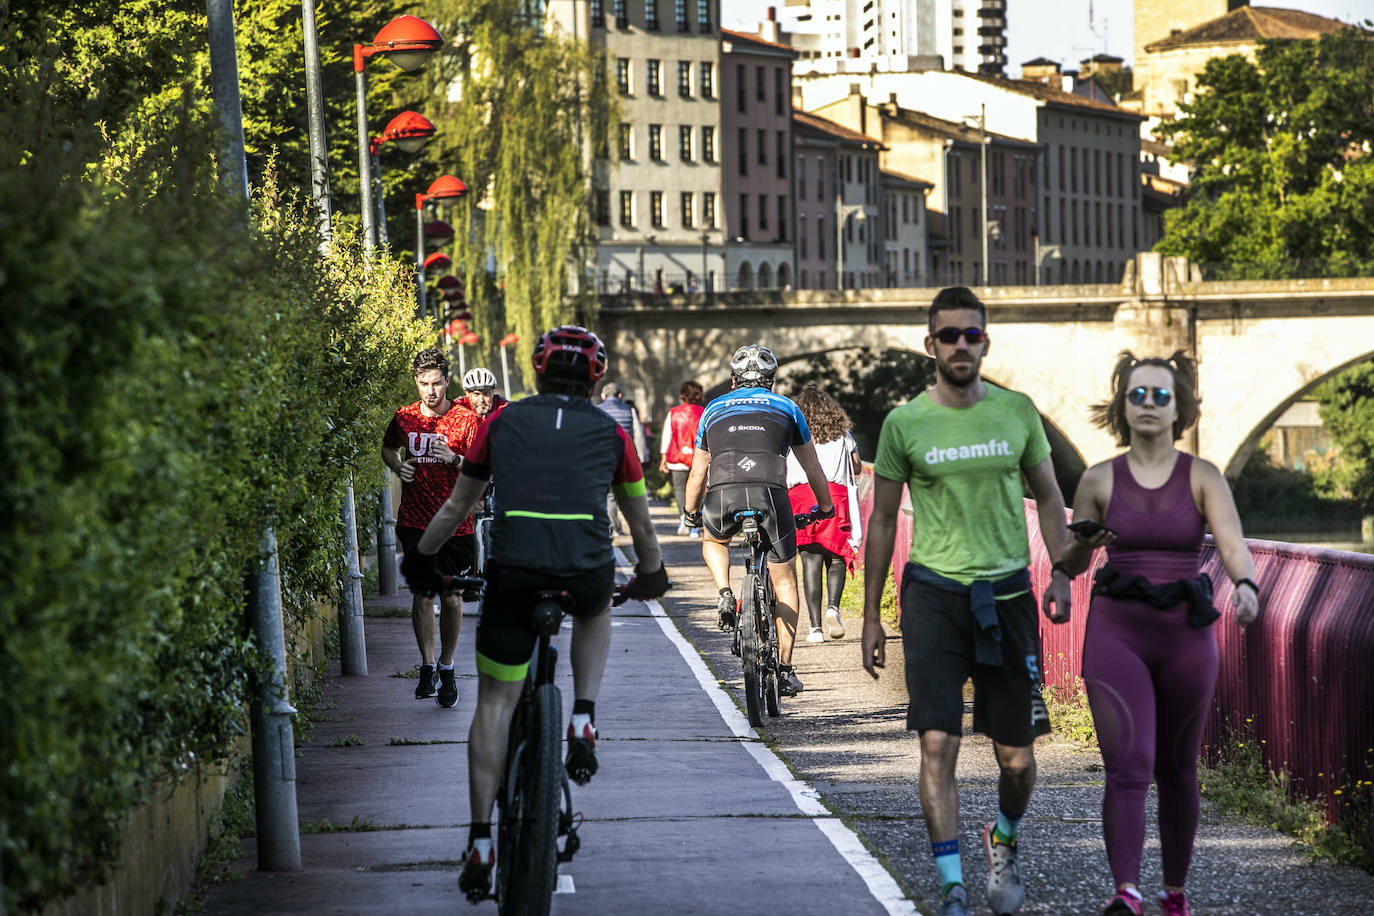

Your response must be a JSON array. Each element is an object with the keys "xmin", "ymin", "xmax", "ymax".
[
  {"xmin": 497, "ymin": 683, "xmax": 562, "ymax": 916},
  {"xmin": 763, "ymin": 581, "xmax": 781, "ymax": 717},
  {"xmin": 740, "ymin": 573, "xmax": 764, "ymax": 727}
]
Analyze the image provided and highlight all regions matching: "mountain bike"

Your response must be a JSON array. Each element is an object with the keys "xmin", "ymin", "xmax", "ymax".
[
  {"xmin": 731, "ymin": 507, "xmax": 820, "ymax": 728},
  {"xmin": 442, "ymin": 577, "xmax": 580, "ymax": 916}
]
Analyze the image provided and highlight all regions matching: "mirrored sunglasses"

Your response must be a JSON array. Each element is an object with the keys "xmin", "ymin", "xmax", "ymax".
[
  {"xmin": 1126, "ymin": 386, "xmax": 1172, "ymax": 407},
  {"xmin": 932, "ymin": 326, "xmax": 987, "ymax": 345}
]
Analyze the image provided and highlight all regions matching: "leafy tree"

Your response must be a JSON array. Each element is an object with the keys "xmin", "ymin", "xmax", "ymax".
[
  {"xmin": 1156, "ymin": 26, "xmax": 1374, "ymax": 277},
  {"xmin": 1093, "ymin": 65, "xmax": 1133, "ymax": 100},
  {"xmin": 1313, "ymin": 361, "xmax": 1374, "ymax": 512}
]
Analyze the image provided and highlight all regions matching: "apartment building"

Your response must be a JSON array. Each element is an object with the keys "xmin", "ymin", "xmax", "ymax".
[
  {"xmin": 880, "ymin": 169, "xmax": 932, "ymax": 287},
  {"xmin": 779, "ymin": 0, "xmax": 1006, "ymax": 75},
  {"xmin": 574, "ymin": 0, "xmax": 723, "ymax": 292},
  {"xmin": 792, "ymin": 110, "xmax": 885, "ymax": 291},
  {"xmin": 720, "ymin": 29, "xmax": 797, "ymax": 290},
  {"xmin": 797, "ymin": 69, "xmax": 1143, "ymax": 284}
]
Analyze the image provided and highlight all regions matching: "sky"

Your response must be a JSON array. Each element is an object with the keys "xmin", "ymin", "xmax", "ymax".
[{"xmin": 724, "ymin": 0, "xmax": 1372, "ymax": 76}]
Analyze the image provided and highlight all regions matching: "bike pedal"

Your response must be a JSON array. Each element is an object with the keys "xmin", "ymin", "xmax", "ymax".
[{"xmin": 558, "ymin": 827, "xmax": 581, "ymax": 863}]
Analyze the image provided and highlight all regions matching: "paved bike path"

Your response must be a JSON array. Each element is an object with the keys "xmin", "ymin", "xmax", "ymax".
[{"xmin": 201, "ymin": 550, "xmax": 908, "ymax": 914}]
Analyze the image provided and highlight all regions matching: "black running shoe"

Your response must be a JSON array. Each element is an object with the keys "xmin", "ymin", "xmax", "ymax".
[
  {"xmin": 457, "ymin": 844, "xmax": 494, "ymax": 902},
  {"xmin": 436, "ymin": 668, "xmax": 458, "ymax": 708},
  {"xmin": 565, "ymin": 720, "xmax": 599, "ymax": 785},
  {"xmin": 716, "ymin": 589, "xmax": 736, "ymax": 631},
  {"xmin": 414, "ymin": 664, "xmax": 437, "ymax": 699},
  {"xmin": 778, "ymin": 665, "xmax": 803, "ymax": 697}
]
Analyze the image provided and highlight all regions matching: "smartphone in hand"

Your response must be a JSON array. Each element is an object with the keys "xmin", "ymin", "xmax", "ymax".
[{"xmin": 1068, "ymin": 518, "xmax": 1114, "ymax": 539}]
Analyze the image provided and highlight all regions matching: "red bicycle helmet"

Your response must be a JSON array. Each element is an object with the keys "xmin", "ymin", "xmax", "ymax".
[{"xmin": 530, "ymin": 325, "xmax": 608, "ymax": 383}]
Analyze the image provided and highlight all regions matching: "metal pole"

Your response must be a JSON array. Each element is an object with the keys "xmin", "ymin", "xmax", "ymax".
[
  {"xmin": 354, "ymin": 48, "xmax": 376, "ymax": 255},
  {"xmin": 338, "ymin": 478, "xmax": 369, "ymax": 675},
  {"xmin": 835, "ymin": 192, "xmax": 844, "ymax": 291},
  {"xmin": 301, "ymin": 0, "xmax": 332, "ymax": 246},
  {"xmin": 459, "ymin": 343, "xmax": 467, "ymax": 380},
  {"xmin": 700, "ymin": 233, "xmax": 708, "ymax": 291},
  {"xmin": 500, "ymin": 344, "xmax": 512, "ymax": 401},
  {"xmin": 372, "ymin": 150, "xmax": 390, "ymax": 248},
  {"xmin": 979, "ymin": 103, "xmax": 988, "ymax": 285},
  {"xmin": 247, "ymin": 531, "xmax": 302, "ymax": 871},
  {"xmin": 207, "ymin": 0, "xmax": 301, "ymax": 871},
  {"xmin": 415, "ymin": 197, "xmax": 426, "ymax": 312}
]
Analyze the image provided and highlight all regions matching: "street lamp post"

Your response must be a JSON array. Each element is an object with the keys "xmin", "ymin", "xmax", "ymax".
[
  {"xmin": 835, "ymin": 196, "xmax": 869, "ymax": 292},
  {"xmin": 369, "ymin": 111, "xmax": 436, "ymax": 248},
  {"xmin": 699, "ymin": 232, "xmax": 710, "ymax": 293},
  {"xmin": 354, "ymin": 16, "xmax": 443, "ymax": 254},
  {"xmin": 498, "ymin": 332, "xmax": 519, "ymax": 400},
  {"xmin": 963, "ymin": 103, "xmax": 990, "ymax": 285},
  {"xmin": 415, "ymin": 175, "xmax": 469, "ymax": 312}
]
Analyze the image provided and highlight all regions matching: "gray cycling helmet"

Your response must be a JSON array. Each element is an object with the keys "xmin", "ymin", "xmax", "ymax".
[
  {"xmin": 462, "ymin": 366, "xmax": 497, "ymax": 391},
  {"xmin": 729, "ymin": 344, "xmax": 778, "ymax": 386}
]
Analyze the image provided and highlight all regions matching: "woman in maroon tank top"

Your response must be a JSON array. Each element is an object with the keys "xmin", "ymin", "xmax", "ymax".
[{"xmin": 1055, "ymin": 352, "xmax": 1260, "ymax": 916}]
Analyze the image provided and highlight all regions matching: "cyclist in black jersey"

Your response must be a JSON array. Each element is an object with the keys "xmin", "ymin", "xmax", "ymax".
[
  {"xmin": 682, "ymin": 344, "xmax": 834, "ymax": 696},
  {"xmin": 403, "ymin": 326, "xmax": 669, "ymax": 901}
]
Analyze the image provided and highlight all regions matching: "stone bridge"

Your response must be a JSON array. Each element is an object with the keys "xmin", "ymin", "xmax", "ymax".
[{"xmin": 594, "ymin": 254, "xmax": 1374, "ymax": 480}]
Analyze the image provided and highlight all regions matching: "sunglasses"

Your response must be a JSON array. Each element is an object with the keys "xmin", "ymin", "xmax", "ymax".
[
  {"xmin": 1126, "ymin": 386, "xmax": 1172, "ymax": 407},
  {"xmin": 932, "ymin": 326, "xmax": 987, "ymax": 345}
]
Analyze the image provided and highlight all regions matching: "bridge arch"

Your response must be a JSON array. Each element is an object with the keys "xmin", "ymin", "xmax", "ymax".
[{"xmin": 758, "ymin": 262, "xmax": 773, "ymax": 290}]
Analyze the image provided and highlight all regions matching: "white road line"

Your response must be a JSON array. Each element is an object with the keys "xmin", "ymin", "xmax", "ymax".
[{"xmin": 616, "ymin": 548, "xmax": 916, "ymax": 915}]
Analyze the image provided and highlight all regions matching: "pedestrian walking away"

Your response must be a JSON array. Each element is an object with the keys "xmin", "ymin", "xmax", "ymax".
[
  {"xmin": 785, "ymin": 381, "xmax": 863, "ymax": 643},
  {"xmin": 597, "ymin": 380, "xmax": 648, "ymax": 536},
  {"xmin": 682, "ymin": 343, "xmax": 834, "ymax": 699},
  {"xmin": 1057, "ymin": 351, "xmax": 1260, "ymax": 916},
  {"xmin": 401, "ymin": 325, "xmax": 670, "ymax": 902},
  {"xmin": 861, "ymin": 286, "xmax": 1073, "ymax": 916},
  {"xmin": 381, "ymin": 347, "xmax": 479, "ymax": 708},
  {"xmin": 659, "ymin": 379, "xmax": 706, "ymax": 537}
]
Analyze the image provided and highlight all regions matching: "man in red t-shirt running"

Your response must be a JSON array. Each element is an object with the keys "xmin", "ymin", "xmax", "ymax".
[{"xmin": 381, "ymin": 347, "xmax": 479, "ymax": 708}]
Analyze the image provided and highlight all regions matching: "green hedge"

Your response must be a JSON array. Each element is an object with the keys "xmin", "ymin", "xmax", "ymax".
[{"xmin": 0, "ymin": 149, "xmax": 429, "ymax": 909}]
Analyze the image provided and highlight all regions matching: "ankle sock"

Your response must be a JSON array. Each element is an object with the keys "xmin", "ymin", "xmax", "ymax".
[
  {"xmin": 931, "ymin": 838, "xmax": 962, "ymax": 891},
  {"xmin": 570, "ymin": 712, "xmax": 595, "ymax": 737},
  {"xmin": 994, "ymin": 806, "xmax": 1023, "ymax": 845},
  {"xmin": 437, "ymin": 661, "xmax": 454, "ymax": 671},
  {"xmin": 468, "ymin": 822, "xmax": 491, "ymax": 848},
  {"xmin": 572, "ymin": 699, "xmax": 595, "ymax": 723}
]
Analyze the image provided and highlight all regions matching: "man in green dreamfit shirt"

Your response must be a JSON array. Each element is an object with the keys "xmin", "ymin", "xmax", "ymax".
[{"xmin": 861, "ymin": 287, "xmax": 1072, "ymax": 916}]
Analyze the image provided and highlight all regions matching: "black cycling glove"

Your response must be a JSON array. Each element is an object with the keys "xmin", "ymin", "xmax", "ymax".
[
  {"xmin": 683, "ymin": 510, "xmax": 703, "ymax": 529},
  {"xmin": 400, "ymin": 551, "xmax": 442, "ymax": 596},
  {"xmin": 613, "ymin": 564, "xmax": 671, "ymax": 605},
  {"xmin": 813, "ymin": 504, "xmax": 836, "ymax": 520}
]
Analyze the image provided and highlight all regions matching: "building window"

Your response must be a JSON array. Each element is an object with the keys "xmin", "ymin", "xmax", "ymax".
[
  {"xmin": 703, "ymin": 192, "xmax": 716, "ymax": 228},
  {"xmin": 755, "ymin": 65, "xmax": 766, "ymax": 101},
  {"xmin": 817, "ymin": 215, "xmax": 825, "ymax": 259},
  {"xmin": 736, "ymin": 64, "xmax": 746, "ymax": 112},
  {"xmin": 619, "ymin": 190, "xmax": 634, "ymax": 226},
  {"xmin": 702, "ymin": 126, "xmax": 716, "ymax": 162},
  {"xmin": 649, "ymin": 124, "xmax": 663, "ymax": 161},
  {"xmin": 757, "ymin": 128, "xmax": 766, "ymax": 164},
  {"xmin": 618, "ymin": 122, "xmax": 633, "ymax": 159},
  {"xmin": 678, "ymin": 61, "xmax": 692, "ymax": 97},
  {"xmin": 675, "ymin": 0, "xmax": 688, "ymax": 32},
  {"xmin": 647, "ymin": 59, "xmax": 662, "ymax": 97},
  {"xmin": 594, "ymin": 189, "xmax": 610, "ymax": 225},
  {"xmin": 613, "ymin": 0, "xmax": 627, "ymax": 28},
  {"xmin": 738, "ymin": 128, "xmax": 747, "ymax": 175},
  {"xmin": 591, "ymin": 0, "xmax": 604, "ymax": 27},
  {"xmin": 616, "ymin": 58, "xmax": 631, "ymax": 95},
  {"xmin": 759, "ymin": 194, "xmax": 768, "ymax": 231},
  {"xmin": 645, "ymin": 0, "xmax": 658, "ymax": 30},
  {"xmin": 799, "ymin": 214, "xmax": 808, "ymax": 258},
  {"xmin": 776, "ymin": 132, "xmax": 786, "ymax": 178},
  {"xmin": 774, "ymin": 68, "xmax": 785, "ymax": 116},
  {"xmin": 651, "ymin": 191, "xmax": 665, "ymax": 228},
  {"xmin": 679, "ymin": 125, "xmax": 693, "ymax": 161},
  {"xmin": 697, "ymin": 0, "xmax": 711, "ymax": 32},
  {"xmin": 777, "ymin": 195, "xmax": 786, "ymax": 240},
  {"xmin": 739, "ymin": 193, "xmax": 749, "ymax": 237},
  {"xmin": 816, "ymin": 155, "xmax": 824, "ymax": 199},
  {"xmin": 797, "ymin": 156, "xmax": 806, "ymax": 199},
  {"xmin": 681, "ymin": 192, "xmax": 695, "ymax": 228},
  {"xmin": 700, "ymin": 62, "xmax": 714, "ymax": 99}
]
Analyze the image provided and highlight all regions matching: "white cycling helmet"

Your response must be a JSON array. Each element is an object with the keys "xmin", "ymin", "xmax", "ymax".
[
  {"xmin": 729, "ymin": 344, "xmax": 778, "ymax": 386},
  {"xmin": 463, "ymin": 367, "xmax": 497, "ymax": 391}
]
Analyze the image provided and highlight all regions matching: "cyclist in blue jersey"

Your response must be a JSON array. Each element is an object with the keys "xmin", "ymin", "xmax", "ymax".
[
  {"xmin": 682, "ymin": 344, "xmax": 834, "ymax": 696},
  {"xmin": 402, "ymin": 326, "xmax": 669, "ymax": 901}
]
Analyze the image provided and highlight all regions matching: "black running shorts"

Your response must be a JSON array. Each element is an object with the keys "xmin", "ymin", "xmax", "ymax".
[
  {"xmin": 397, "ymin": 526, "xmax": 476, "ymax": 579},
  {"xmin": 898, "ymin": 569, "xmax": 1051, "ymax": 747},
  {"xmin": 702, "ymin": 484, "xmax": 797, "ymax": 564},
  {"xmin": 474, "ymin": 561, "xmax": 616, "ymax": 682}
]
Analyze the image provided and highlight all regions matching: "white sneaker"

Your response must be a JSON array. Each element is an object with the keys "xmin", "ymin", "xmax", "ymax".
[
  {"xmin": 825, "ymin": 607, "xmax": 845, "ymax": 639},
  {"xmin": 983, "ymin": 821, "xmax": 1025, "ymax": 915},
  {"xmin": 806, "ymin": 626, "xmax": 824, "ymax": 643},
  {"xmin": 677, "ymin": 521, "xmax": 690, "ymax": 536},
  {"xmin": 688, "ymin": 528, "xmax": 701, "ymax": 539}
]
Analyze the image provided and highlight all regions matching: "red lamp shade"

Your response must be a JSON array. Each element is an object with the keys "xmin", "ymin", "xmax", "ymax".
[
  {"xmin": 499, "ymin": 333, "xmax": 519, "ymax": 347},
  {"xmin": 453, "ymin": 310, "xmax": 473, "ymax": 321},
  {"xmin": 435, "ymin": 274, "xmax": 460, "ymax": 291},
  {"xmin": 460, "ymin": 332, "xmax": 480, "ymax": 345},
  {"xmin": 381, "ymin": 111, "xmax": 436, "ymax": 153},
  {"xmin": 426, "ymin": 174, "xmax": 468, "ymax": 200},
  {"xmin": 371, "ymin": 16, "xmax": 443, "ymax": 71},
  {"xmin": 423, "ymin": 252, "xmax": 452, "ymax": 272},
  {"xmin": 442, "ymin": 289, "xmax": 466, "ymax": 301},
  {"xmin": 424, "ymin": 220, "xmax": 455, "ymax": 246}
]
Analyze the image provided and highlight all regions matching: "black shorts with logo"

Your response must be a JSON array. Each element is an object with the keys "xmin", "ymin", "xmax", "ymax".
[
  {"xmin": 898, "ymin": 566, "xmax": 1051, "ymax": 747},
  {"xmin": 397, "ymin": 526, "xmax": 476, "ymax": 580},
  {"xmin": 475, "ymin": 561, "xmax": 616, "ymax": 682},
  {"xmin": 702, "ymin": 484, "xmax": 797, "ymax": 563}
]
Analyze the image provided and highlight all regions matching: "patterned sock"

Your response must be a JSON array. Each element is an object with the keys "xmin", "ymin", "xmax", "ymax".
[
  {"xmin": 932, "ymin": 838, "xmax": 962, "ymax": 892},
  {"xmin": 994, "ymin": 807, "xmax": 1023, "ymax": 845}
]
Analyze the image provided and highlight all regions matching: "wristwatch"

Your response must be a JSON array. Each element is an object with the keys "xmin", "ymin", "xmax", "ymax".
[{"xmin": 1051, "ymin": 561, "xmax": 1074, "ymax": 580}]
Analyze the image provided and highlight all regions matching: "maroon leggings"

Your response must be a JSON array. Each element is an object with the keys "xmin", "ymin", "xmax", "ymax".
[{"xmin": 1081, "ymin": 596, "xmax": 1218, "ymax": 889}]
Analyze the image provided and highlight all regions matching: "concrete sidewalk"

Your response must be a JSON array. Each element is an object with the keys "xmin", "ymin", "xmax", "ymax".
[{"xmin": 203, "ymin": 501, "xmax": 1374, "ymax": 915}]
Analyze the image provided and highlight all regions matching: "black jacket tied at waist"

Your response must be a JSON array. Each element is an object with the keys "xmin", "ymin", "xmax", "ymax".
[
  {"xmin": 1091, "ymin": 563, "xmax": 1220, "ymax": 629},
  {"xmin": 902, "ymin": 563, "xmax": 1032, "ymax": 667}
]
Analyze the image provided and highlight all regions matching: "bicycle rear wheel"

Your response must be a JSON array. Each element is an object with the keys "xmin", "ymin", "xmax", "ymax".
[
  {"xmin": 496, "ymin": 684, "xmax": 562, "ymax": 916},
  {"xmin": 762, "ymin": 580, "xmax": 781, "ymax": 716},
  {"xmin": 740, "ymin": 573, "xmax": 764, "ymax": 727}
]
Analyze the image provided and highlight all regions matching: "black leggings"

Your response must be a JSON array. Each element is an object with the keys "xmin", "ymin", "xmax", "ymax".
[
  {"xmin": 799, "ymin": 544, "xmax": 847, "ymax": 628},
  {"xmin": 670, "ymin": 469, "xmax": 689, "ymax": 517}
]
